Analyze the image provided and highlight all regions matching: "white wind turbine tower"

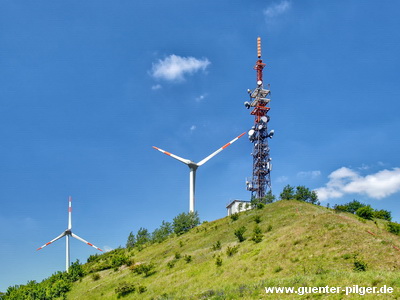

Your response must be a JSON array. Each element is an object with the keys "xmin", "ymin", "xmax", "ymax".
[
  {"xmin": 37, "ymin": 196, "xmax": 103, "ymax": 272},
  {"xmin": 153, "ymin": 132, "xmax": 245, "ymax": 212}
]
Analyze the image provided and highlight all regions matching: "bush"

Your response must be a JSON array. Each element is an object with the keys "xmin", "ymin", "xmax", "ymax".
[
  {"xmin": 173, "ymin": 211, "xmax": 200, "ymax": 235},
  {"xmin": 252, "ymin": 225, "xmax": 263, "ymax": 243},
  {"xmin": 184, "ymin": 255, "xmax": 192, "ymax": 263},
  {"xmin": 254, "ymin": 215, "xmax": 261, "ymax": 224},
  {"xmin": 132, "ymin": 263, "xmax": 156, "ymax": 277},
  {"xmin": 211, "ymin": 240, "xmax": 221, "ymax": 251},
  {"xmin": 138, "ymin": 285, "xmax": 147, "ymax": 294},
  {"xmin": 226, "ymin": 245, "xmax": 239, "ymax": 257},
  {"xmin": 91, "ymin": 273, "xmax": 101, "ymax": 281},
  {"xmin": 353, "ymin": 259, "xmax": 367, "ymax": 272},
  {"xmin": 356, "ymin": 206, "xmax": 374, "ymax": 220},
  {"xmin": 115, "ymin": 282, "xmax": 135, "ymax": 298},
  {"xmin": 230, "ymin": 213, "xmax": 239, "ymax": 221},
  {"xmin": 175, "ymin": 252, "xmax": 181, "ymax": 259},
  {"xmin": 374, "ymin": 209, "xmax": 392, "ymax": 221},
  {"xmin": 234, "ymin": 226, "xmax": 247, "ymax": 242},
  {"xmin": 215, "ymin": 255, "xmax": 223, "ymax": 267},
  {"xmin": 386, "ymin": 222, "xmax": 400, "ymax": 235}
]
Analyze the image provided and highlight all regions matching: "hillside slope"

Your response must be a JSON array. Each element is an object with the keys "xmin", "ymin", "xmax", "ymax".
[{"xmin": 65, "ymin": 200, "xmax": 399, "ymax": 299}]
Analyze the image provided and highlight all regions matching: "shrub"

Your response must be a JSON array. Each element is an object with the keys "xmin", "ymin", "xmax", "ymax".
[
  {"xmin": 252, "ymin": 225, "xmax": 263, "ymax": 243},
  {"xmin": 167, "ymin": 261, "xmax": 175, "ymax": 269},
  {"xmin": 226, "ymin": 245, "xmax": 239, "ymax": 257},
  {"xmin": 132, "ymin": 263, "xmax": 156, "ymax": 277},
  {"xmin": 184, "ymin": 255, "xmax": 192, "ymax": 263},
  {"xmin": 234, "ymin": 226, "xmax": 247, "ymax": 242},
  {"xmin": 353, "ymin": 259, "xmax": 367, "ymax": 272},
  {"xmin": 266, "ymin": 224, "xmax": 273, "ymax": 232},
  {"xmin": 91, "ymin": 273, "xmax": 101, "ymax": 281},
  {"xmin": 211, "ymin": 240, "xmax": 221, "ymax": 251},
  {"xmin": 356, "ymin": 206, "xmax": 374, "ymax": 220},
  {"xmin": 386, "ymin": 222, "xmax": 400, "ymax": 235},
  {"xmin": 254, "ymin": 215, "xmax": 261, "ymax": 224},
  {"xmin": 215, "ymin": 255, "xmax": 223, "ymax": 267},
  {"xmin": 175, "ymin": 252, "xmax": 181, "ymax": 259},
  {"xmin": 115, "ymin": 282, "xmax": 135, "ymax": 298},
  {"xmin": 274, "ymin": 266, "xmax": 283, "ymax": 273},
  {"xmin": 138, "ymin": 285, "xmax": 147, "ymax": 294},
  {"xmin": 230, "ymin": 213, "xmax": 239, "ymax": 221},
  {"xmin": 374, "ymin": 209, "xmax": 392, "ymax": 221}
]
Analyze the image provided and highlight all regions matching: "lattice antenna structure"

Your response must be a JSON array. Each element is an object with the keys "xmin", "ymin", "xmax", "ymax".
[{"xmin": 244, "ymin": 37, "xmax": 274, "ymax": 200}]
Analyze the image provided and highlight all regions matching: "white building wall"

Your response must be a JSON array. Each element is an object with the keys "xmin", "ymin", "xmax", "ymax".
[{"xmin": 227, "ymin": 200, "xmax": 252, "ymax": 216}]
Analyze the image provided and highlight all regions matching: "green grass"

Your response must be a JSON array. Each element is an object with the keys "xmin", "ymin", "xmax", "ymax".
[{"xmin": 65, "ymin": 200, "xmax": 400, "ymax": 299}]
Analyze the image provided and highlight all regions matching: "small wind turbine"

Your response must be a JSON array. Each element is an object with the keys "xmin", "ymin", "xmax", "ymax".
[
  {"xmin": 37, "ymin": 196, "xmax": 103, "ymax": 272},
  {"xmin": 153, "ymin": 132, "xmax": 246, "ymax": 212}
]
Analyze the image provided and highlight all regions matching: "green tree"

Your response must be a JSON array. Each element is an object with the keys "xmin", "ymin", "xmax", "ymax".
[
  {"xmin": 356, "ymin": 205, "xmax": 374, "ymax": 220},
  {"xmin": 136, "ymin": 227, "xmax": 150, "ymax": 247},
  {"xmin": 152, "ymin": 221, "xmax": 173, "ymax": 243},
  {"xmin": 126, "ymin": 231, "xmax": 136, "ymax": 249},
  {"xmin": 251, "ymin": 191, "xmax": 276, "ymax": 209},
  {"xmin": 346, "ymin": 200, "xmax": 366, "ymax": 214},
  {"xmin": 373, "ymin": 209, "xmax": 392, "ymax": 221},
  {"xmin": 280, "ymin": 184, "xmax": 295, "ymax": 200},
  {"xmin": 173, "ymin": 211, "xmax": 200, "ymax": 235},
  {"xmin": 234, "ymin": 226, "xmax": 247, "ymax": 242},
  {"xmin": 294, "ymin": 186, "xmax": 318, "ymax": 204}
]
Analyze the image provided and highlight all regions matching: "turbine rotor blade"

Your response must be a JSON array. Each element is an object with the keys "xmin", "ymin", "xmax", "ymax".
[
  {"xmin": 197, "ymin": 132, "xmax": 246, "ymax": 166},
  {"xmin": 152, "ymin": 146, "xmax": 190, "ymax": 165},
  {"xmin": 68, "ymin": 196, "xmax": 72, "ymax": 230},
  {"xmin": 36, "ymin": 231, "xmax": 66, "ymax": 251},
  {"xmin": 71, "ymin": 233, "xmax": 103, "ymax": 252}
]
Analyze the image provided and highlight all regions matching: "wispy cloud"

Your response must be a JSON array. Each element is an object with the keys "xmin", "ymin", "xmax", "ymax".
[
  {"xmin": 195, "ymin": 93, "xmax": 207, "ymax": 102},
  {"xmin": 151, "ymin": 55, "xmax": 210, "ymax": 82},
  {"xmin": 264, "ymin": 1, "xmax": 291, "ymax": 19},
  {"xmin": 190, "ymin": 125, "xmax": 196, "ymax": 132},
  {"xmin": 315, "ymin": 167, "xmax": 400, "ymax": 201},
  {"xmin": 297, "ymin": 170, "xmax": 321, "ymax": 179},
  {"xmin": 151, "ymin": 84, "xmax": 162, "ymax": 90}
]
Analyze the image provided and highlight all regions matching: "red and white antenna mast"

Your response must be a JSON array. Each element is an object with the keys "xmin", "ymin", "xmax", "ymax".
[{"xmin": 244, "ymin": 37, "xmax": 274, "ymax": 200}]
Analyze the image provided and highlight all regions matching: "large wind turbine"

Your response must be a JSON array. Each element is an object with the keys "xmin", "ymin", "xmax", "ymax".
[
  {"xmin": 153, "ymin": 132, "xmax": 245, "ymax": 212},
  {"xmin": 37, "ymin": 196, "xmax": 103, "ymax": 272}
]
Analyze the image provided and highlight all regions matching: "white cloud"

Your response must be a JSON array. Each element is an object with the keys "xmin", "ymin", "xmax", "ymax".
[
  {"xmin": 264, "ymin": 0, "xmax": 291, "ymax": 18},
  {"xmin": 103, "ymin": 245, "xmax": 114, "ymax": 252},
  {"xmin": 276, "ymin": 175, "xmax": 289, "ymax": 183},
  {"xmin": 151, "ymin": 54, "xmax": 210, "ymax": 82},
  {"xmin": 195, "ymin": 93, "xmax": 207, "ymax": 102},
  {"xmin": 151, "ymin": 84, "xmax": 162, "ymax": 90},
  {"xmin": 190, "ymin": 125, "xmax": 196, "ymax": 132},
  {"xmin": 315, "ymin": 167, "xmax": 400, "ymax": 201},
  {"xmin": 297, "ymin": 170, "xmax": 321, "ymax": 179}
]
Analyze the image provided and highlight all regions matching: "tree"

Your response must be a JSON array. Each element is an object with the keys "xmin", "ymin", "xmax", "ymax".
[
  {"xmin": 152, "ymin": 221, "xmax": 173, "ymax": 243},
  {"xmin": 234, "ymin": 226, "xmax": 247, "ymax": 242},
  {"xmin": 251, "ymin": 191, "xmax": 276, "ymax": 209},
  {"xmin": 136, "ymin": 227, "xmax": 150, "ymax": 247},
  {"xmin": 294, "ymin": 186, "xmax": 318, "ymax": 204},
  {"xmin": 374, "ymin": 209, "xmax": 392, "ymax": 221},
  {"xmin": 346, "ymin": 200, "xmax": 366, "ymax": 214},
  {"xmin": 173, "ymin": 211, "xmax": 200, "ymax": 235},
  {"xmin": 280, "ymin": 184, "xmax": 295, "ymax": 200},
  {"xmin": 126, "ymin": 231, "xmax": 136, "ymax": 249},
  {"xmin": 356, "ymin": 205, "xmax": 374, "ymax": 220}
]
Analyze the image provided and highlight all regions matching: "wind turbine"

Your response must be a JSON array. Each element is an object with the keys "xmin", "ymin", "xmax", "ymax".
[
  {"xmin": 153, "ymin": 132, "xmax": 246, "ymax": 212},
  {"xmin": 37, "ymin": 196, "xmax": 103, "ymax": 272}
]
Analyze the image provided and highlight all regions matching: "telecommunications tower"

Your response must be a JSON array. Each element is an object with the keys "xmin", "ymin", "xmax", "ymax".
[{"xmin": 244, "ymin": 37, "xmax": 274, "ymax": 200}]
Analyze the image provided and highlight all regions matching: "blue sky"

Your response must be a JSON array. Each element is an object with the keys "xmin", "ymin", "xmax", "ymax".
[{"xmin": 1, "ymin": 0, "xmax": 400, "ymax": 291}]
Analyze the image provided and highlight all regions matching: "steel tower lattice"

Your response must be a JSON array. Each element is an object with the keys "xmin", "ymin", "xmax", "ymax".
[{"xmin": 244, "ymin": 37, "xmax": 274, "ymax": 200}]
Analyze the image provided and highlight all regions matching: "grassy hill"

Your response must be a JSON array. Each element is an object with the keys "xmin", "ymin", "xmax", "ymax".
[{"xmin": 63, "ymin": 200, "xmax": 400, "ymax": 299}]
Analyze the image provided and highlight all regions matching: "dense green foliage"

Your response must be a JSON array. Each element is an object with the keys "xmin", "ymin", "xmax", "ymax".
[
  {"xmin": 3, "ymin": 260, "xmax": 84, "ymax": 300},
  {"xmin": 172, "ymin": 211, "xmax": 200, "ymax": 235},
  {"xmin": 334, "ymin": 200, "xmax": 392, "ymax": 221}
]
